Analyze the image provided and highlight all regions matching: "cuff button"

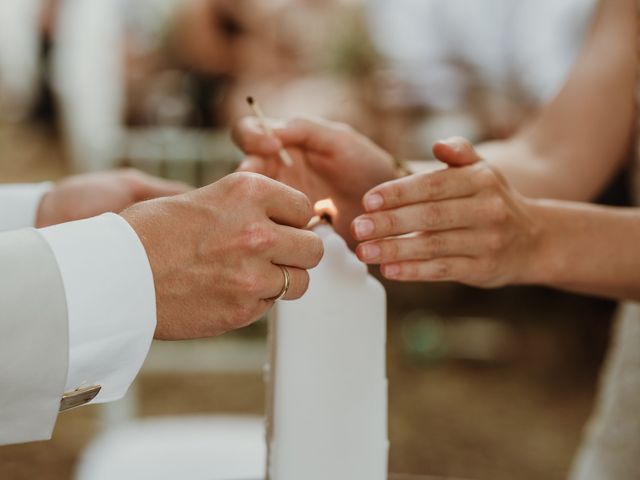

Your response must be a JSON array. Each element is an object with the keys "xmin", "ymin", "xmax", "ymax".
[{"xmin": 59, "ymin": 385, "xmax": 101, "ymax": 412}]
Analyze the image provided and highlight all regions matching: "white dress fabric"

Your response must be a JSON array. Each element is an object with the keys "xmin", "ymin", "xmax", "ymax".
[
  {"xmin": 569, "ymin": 5, "xmax": 640, "ymax": 477},
  {"xmin": 570, "ymin": 305, "xmax": 640, "ymax": 479}
]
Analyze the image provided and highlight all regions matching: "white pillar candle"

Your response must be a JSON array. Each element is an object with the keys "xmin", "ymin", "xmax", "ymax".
[{"xmin": 266, "ymin": 222, "xmax": 389, "ymax": 480}]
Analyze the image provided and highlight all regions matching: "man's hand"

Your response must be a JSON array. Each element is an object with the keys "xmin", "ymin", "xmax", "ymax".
[
  {"xmin": 36, "ymin": 169, "xmax": 190, "ymax": 228},
  {"xmin": 232, "ymin": 116, "xmax": 398, "ymax": 242},
  {"xmin": 121, "ymin": 172, "xmax": 324, "ymax": 340}
]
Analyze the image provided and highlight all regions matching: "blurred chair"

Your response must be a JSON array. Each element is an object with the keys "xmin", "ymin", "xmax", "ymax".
[
  {"xmin": 0, "ymin": 0, "xmax": 44, "ymax": 121},
  {"xmin": 52, "ymin": 0, "xmax": 125, "ymax": 172}
]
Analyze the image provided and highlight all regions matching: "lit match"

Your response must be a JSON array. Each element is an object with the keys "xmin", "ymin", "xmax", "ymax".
[
  {"xmin": 246, "ymin": 96, "xmax": 294, "ymax": 167},
  {"xmin": 306, "ymin": 198, "xmax": 338, "ymax": 229}
]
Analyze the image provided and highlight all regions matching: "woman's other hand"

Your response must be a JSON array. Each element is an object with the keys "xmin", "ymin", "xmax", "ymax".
[{"xmin": 353, "ymin": 137, "xmax": 546, "ymax": 288}]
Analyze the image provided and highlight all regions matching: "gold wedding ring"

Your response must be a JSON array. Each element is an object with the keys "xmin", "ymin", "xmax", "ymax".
[{"xmin": 267, "ymin": 265, "xmax": 291, "ymax": 302}]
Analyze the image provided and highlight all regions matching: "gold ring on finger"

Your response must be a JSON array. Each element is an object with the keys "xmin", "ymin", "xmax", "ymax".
[{"xmin": 266, "ymin": 265, "xmax": 290, "ymax": 302}]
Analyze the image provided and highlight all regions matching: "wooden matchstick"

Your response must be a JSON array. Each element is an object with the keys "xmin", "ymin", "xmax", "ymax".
[{"xmin": 246, "ymin": 96, "xmax": 294, "ymax": 167}]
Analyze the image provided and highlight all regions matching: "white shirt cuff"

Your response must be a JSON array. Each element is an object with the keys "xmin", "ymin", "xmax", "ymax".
[
  {"xmin": 39, "ymin": 213, "xmax": 157, "ymax": 403},
  {"xmin": 0, "ymin": 182, "xmax": 52, "ymax": 231}
]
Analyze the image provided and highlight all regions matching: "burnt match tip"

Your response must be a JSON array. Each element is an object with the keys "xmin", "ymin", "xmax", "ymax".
[
  {"xmin": 246, "ymin": 96, "xmax": 255, "ymax": 105},
  {"xmin": 320, "ymin": 212, "xmax": 334, "ymax": 225}
]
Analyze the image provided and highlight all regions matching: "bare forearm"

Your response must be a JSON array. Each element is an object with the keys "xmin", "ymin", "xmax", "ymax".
[
  {"xmin": 528, "ymin": 200, "xmax": 640, "ymax": 300},
  {"xmin": 477, "ymin": 130, "xmax": 632, "ymax": 202},
  {"xmin": 475, "ymin": 139, "xmax": 567, "ymax": 199},
  {"xmin": 475, "ymin": 0, "xmax": 636, "ymax": 203}
]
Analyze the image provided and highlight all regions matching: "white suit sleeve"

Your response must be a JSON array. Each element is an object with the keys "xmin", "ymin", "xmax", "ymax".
[
  {"xmin": 0, "ymin": 183, "xmax": 51, "ymax": 231},
  {"xmin": 39, "ymin": 213, "xmax": 156, "ymax": 403}
]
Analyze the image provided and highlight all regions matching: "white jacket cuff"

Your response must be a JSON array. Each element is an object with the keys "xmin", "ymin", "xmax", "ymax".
[
  {"xmin": 39, "ymin": 213, "xmax": 156, "ymax": 403},
  {"xmin": 0, "ymin": 182, "xmax": 52, "ymax": 231}
]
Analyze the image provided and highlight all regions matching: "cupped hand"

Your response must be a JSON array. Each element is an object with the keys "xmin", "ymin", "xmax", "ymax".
[
  {"xmin": 36, "ymin": 169, "xmax": 191, "ymax": 228},
  {"xmin": 352, "ymin": 138, "xmax": 544, "ymax": 288},
  {"xmin": 121, "ymin": 172, "xmax": 324, "ymax": 340},
  {"xmin": 232, "ymin": 116, "xmax": 399, "ymax": 242}
]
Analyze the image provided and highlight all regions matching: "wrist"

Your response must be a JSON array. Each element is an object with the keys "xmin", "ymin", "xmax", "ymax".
[{"xmin": 521, "ymin": 198, "xmax": 567, "ymax": 287}]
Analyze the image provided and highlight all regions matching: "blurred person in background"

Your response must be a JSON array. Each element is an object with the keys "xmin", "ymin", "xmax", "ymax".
[{"xmin": 233, "ymin": 0, "xmax": 640, "ymax": 477}]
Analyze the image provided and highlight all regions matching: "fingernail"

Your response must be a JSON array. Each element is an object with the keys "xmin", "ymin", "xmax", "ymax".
[
  {"xmin": 383, "ymin": 264, "xmax": 401, "ymax": 278},
  {"xmin": 364, "ymin": 193, "xmax": 383, "ymax": 211},
  {"xmin": 360, "ymin": 243, "xmax": 381, "ymax": 261},
  {"xmin": 238, "ymin": 160, "xmax": 252, "ymax": 171},
  {"xmin": 446, "ymin": 136, "xmax": 468, "ymax": 152},
  {"xmin": 353, "ymin": 218, "xmax": 375, "ymax": 239}
]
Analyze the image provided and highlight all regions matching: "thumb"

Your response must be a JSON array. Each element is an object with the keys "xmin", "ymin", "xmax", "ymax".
[{"xmin": 432, "ymin": 136, "xmax": 482, "ymax": 168}]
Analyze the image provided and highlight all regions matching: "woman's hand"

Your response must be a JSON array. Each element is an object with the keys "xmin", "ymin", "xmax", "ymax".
[
  {"xmin": 232, "ymin": 116, "xmax": 399, "ymax": 242},
  {"xmin": 353, "ymin": 137, "xmax": 546, "ymax": 288}
]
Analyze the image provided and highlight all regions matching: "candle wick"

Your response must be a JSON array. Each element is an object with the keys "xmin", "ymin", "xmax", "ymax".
[{"xmin": 320, "ymin": 213, "xmax": 333, "ymax": 225}]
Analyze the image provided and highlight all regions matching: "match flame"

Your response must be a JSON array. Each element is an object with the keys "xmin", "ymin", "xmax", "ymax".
[
  {"xmin": 306, "ymin": 199, "xmax": 338, "ymax": 229},
  {"xmin": 314, "ymin": 198, "xmax": 338, "ymax": 220}
]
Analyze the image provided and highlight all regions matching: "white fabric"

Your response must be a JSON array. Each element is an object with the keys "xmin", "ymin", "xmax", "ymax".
[
  {"xmin": 40, "ymin": 213, "xmax": 157, "ymax": 403},
  {"xmin": 0, "ymin": 182, "xmax": 52, "ymax": 231},
  {"xmin": 0, "ymin": 228, "xmax": 68, "ymax": 445},
  {"xmin": 570, "ymin": 304, "xmax": 640, "ymax": 480}
]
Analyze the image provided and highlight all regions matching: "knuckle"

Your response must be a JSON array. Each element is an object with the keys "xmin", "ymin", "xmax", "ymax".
[
  {"xmin": 238, "ymin": 270, "xmax": 264, "ymax": 297},
  {"xmin": 474, "ymin": 166, "xmax": 499, "ymax": 189},
  {"xmin": 486, "ymin": 231, "xmax": 505, "ymax": 252},
  {"xmin": 426, "ymin": 234, "xmax": 445, "ymax": 257},
  {"xmin": 384, "ymin": 182, "xmax": 403, "ymax": 204},
  {"xmin": 382, "ymin": 212, "xmax": 398, "ymax": 233},
  {"xmin": 241, "ymin": 222, "xmax": 275, "ymax": 253},
  {"xmin": 422, "ymin": 174, "xmax": 443, "ymax": 198},
  {"xmin": 480, "ymin": 257, "xmax": 500, "ymax": 279},
  {"xmin": 228, "ymin": 172, "xmax": 267, "ymax": 199},
  {"xmin": 422, "ymin": 203, "xmax": 443, "ymax": 227},
  {"xmin": 398, "ymin": 263, "xmax": 413, "ymax": 280},
  {"xmin": 488, "ymin": 197, "xmax": 509, "ymax": 223},
  {"xmin": 430, "ymin": 260, "xmax": 452, "ymax": 281},
  {"xmin": 381, "ymin": 240, "xmax": 399, "ymax": 260}
]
